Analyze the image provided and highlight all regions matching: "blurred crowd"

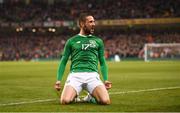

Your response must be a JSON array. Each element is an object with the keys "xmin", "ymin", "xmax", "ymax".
[
  {"xmin": 0, "ymin": 0, "xmax": 180, "ymax": 61},
  {"xmin": 0, "ymin": 0, "xmax": 179, "ymax": 22},
  {"xmin": 0, "ymin": 35, "xmax": 66, "ymax": 61},
  {"xmin": 0, "ymin": 32, "xmax": 180, "ymax": 61},
  {"xmin": 103, "ymin": 33, "xmax": 180, "ymax": 59}
]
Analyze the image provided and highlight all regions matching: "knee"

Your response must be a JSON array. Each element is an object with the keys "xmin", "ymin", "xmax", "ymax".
[
  {"xmin": 60, "ymin": 98, "xmax": 72, "ymax": 105},
  {"xmin": 100, "ymin": 98, "xmax": 111, "ymax": 105}
]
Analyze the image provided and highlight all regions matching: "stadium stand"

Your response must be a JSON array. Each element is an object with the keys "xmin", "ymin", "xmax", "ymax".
[
  {"xmin": 0, "ymin": 0, "xmax": 180, "ymax": 61},
  {"xmin": 0, "ymin": 0, "xmax": 179, "ymax": 22},
  {"xmin": 0, "ymin": 31, "xmax": 180, "ymax": 61}
]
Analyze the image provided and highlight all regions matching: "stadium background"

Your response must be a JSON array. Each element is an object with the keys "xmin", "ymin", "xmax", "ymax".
[
  {"xmin": 0, "ymin": 0, "xmax": 180, "ymax": 112},
  {"xmin": 0, "ymin": 0, "xmax": 180, "ymax": 61}
]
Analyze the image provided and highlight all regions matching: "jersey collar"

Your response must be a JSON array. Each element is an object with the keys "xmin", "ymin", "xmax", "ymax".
[{"xmin": 78, "ymin": 34, "xmax": 92, "ymax": 37}]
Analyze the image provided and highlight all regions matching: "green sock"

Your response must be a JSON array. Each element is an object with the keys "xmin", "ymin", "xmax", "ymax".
[{"xmin": 89, "ymin": 97, "xmax": 97, "ymax": 104}]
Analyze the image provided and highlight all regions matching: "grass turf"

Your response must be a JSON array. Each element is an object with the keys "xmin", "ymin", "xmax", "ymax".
[{"xmin": 0, "ymin": 61, "xmax": 180, "ymax": 112}]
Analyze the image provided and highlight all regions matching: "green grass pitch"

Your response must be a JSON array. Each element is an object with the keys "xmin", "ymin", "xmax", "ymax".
[{"xmin": 0, "ymin": 61, "xmax": 180, "ymax": 112}]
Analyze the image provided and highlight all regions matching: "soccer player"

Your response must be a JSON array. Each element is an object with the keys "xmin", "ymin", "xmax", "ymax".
[{"xmin": 54, "ymin": 13, "xmax": 112, "ymax": 105}]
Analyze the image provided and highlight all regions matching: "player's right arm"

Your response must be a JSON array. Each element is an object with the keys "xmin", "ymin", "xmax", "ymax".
[{"xmin": 55, "ymin": 39, "xmax": 71, "ymax": 91}]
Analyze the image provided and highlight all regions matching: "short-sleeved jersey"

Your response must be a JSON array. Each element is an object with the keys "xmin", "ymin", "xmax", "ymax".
[{"xmin": 63, "ymin": 34, "xmax": 104, "ymax": 72}]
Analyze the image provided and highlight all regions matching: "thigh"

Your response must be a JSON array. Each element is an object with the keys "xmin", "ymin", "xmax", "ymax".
[
  {"xmin": 86, "ymin": 73, "xmax": 104, "ymax": 94},
  {"xmin": 92, "ymin": 85, "xmax": 111, "ymax": 104},
  {"xmin": 60, "ymin": 85, "xmax": 77, "ymax": 102},
  {"xmin": 65, "ymin": 73, "xmax": 83, "ymax": 95}
]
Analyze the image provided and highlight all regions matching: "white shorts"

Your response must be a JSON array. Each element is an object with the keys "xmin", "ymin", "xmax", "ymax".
[{"xmin": 64, "ymin": 72, "xmax": 104, "ymax": 95}]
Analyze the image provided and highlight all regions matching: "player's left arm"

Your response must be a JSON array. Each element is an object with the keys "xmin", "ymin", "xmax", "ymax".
[{"xmin": 98, "ymin": 39, "xmax": 112, "ymax": 90}]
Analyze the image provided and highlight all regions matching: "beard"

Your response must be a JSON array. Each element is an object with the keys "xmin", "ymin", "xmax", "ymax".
[{"xmin": 83, "ymin": 25, "xmax": 94, "ymax": 35}]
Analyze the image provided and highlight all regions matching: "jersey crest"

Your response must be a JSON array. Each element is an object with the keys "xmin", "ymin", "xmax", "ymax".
[{"xmin": 89, "ymin": 40, "xmax": 97, "ymax": 48}]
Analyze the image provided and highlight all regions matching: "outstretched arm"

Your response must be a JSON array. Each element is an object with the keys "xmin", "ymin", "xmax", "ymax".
[
  {"xmin": 55, "ymin": 40, "xmax": 71, "ymax": 91},
  {"xmin": 56, "ymin": 55, "xmax": 69, "ymax": 81},
  {"xmin": 98, "ymin": 39, "xmax": 108, "ymax": 81},
  {"xmin": 98, "ymin": 39, "xmax": 112, "ymax": 90},
  {"xmin": 99, "ymin": 56, "xmax": 108, "ymax": 81}
]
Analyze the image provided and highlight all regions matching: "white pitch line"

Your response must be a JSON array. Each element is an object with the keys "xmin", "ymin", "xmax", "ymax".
[
  {"xmin": 0, "ymin": 86, "xmax": 180, "ymax": 106},
  {"xmin": 0, "ymin": 99, "xmax": 56, "ymax": 106},
  {"xmin": 109, "ymin": 86, "xmax": 180, "ymax": 95}
]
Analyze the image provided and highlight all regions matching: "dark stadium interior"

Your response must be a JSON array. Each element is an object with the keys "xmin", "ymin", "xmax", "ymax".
[
  {"xmin": 0, "ymin": 0, "xmax": 180, "ymax": 22},
  {"xmin": 0, "ymin": 0, "xmax": 180, "ymax": 61}
]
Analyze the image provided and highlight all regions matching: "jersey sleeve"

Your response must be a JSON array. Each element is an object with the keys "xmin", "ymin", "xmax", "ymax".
[
  {"xmin": 57, "ymin": 39, "xmax": 71, "ymax": 81},
  {"xmin": 98, "ymin": 39, "xmax": 108, "ymax": 81}
]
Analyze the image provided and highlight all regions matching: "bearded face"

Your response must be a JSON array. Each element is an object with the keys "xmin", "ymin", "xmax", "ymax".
[{"xmin": 82, "ymin": 16, "xmax": 95, "ymax": 35}]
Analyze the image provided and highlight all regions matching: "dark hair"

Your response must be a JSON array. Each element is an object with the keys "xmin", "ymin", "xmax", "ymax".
[{"xmin": 78, "ymin": 13, "xmax": 92, "ymax": 27}]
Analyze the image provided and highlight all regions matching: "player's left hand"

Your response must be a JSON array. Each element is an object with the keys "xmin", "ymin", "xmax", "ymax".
[{"xmin": 104, "ymin": 81, "xmax": 112, "ymax": 90}]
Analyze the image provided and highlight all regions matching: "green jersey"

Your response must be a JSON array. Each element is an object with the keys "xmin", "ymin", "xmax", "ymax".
[{"xmin": 57, "ymin": 34, "xmax": 108, "ymax": 81}]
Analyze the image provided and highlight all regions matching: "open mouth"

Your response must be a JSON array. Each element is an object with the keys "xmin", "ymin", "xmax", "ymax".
[{"xmin": 91, "ymin": 28, "xmax": 94, "ymax": 32}]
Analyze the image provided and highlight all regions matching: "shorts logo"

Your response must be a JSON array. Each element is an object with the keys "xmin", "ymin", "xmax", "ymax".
[{"xmin": 96, "ymin": 77, "xmax": 100, "ymax": 80}]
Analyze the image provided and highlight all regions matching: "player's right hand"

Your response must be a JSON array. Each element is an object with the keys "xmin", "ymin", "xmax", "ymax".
[{"xmin": 54, "ymin": 81, "xmax": 61, "ymax": 91}]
